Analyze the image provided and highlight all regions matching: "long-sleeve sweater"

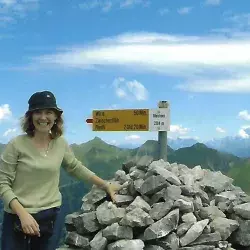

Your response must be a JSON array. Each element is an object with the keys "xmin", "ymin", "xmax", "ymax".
[{"xmin": 0, "ymin": 134, "xmax": 96, "ymax": 214}]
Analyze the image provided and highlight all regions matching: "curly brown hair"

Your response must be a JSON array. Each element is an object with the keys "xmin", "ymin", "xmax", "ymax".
[{"xmin": 20, "ymin": 109, "xmax": 64, "ymax": 139}]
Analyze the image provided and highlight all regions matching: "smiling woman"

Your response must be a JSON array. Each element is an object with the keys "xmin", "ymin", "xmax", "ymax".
[{"xmin": 0, "ymin": 90, "xmax": 122, "ymax": 250}]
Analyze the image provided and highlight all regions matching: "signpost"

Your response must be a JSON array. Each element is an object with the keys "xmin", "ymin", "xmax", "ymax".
[{"xmin": 86, "ymin": 102, "xmax": 170, "ymax": 161}]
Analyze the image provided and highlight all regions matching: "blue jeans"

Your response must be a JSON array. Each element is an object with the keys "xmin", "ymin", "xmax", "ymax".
[{"xmin": 1, "ymin": 207, "xmax": 61, "ymax": 250}]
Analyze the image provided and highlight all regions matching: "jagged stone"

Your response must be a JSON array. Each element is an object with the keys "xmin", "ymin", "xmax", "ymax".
[
  {"xmin": 199, "ymin": 206, "xmax": 226, "ymax": 220},
  {"xmin": 113, "ymin": 195, "xmax": 134, "ymax": 206},
  {"xmin": 229, "ymin": 218, "xmax": 250, "ymax": 246},
  {"xmin": 96, "ymin": 201, "xmax": 126, "ymax": 225},
  {"xmin": 198, "ymin": 189, "xmax": 210, "ymax": 205},
  {"xmin": 150, "ymin": 187, "xmax": 167, "ymax": 204},
  {"xmin": 174, "ymin": 199, "xmax": 194, "ymax": 213},
  {"xmin": 64, "ymin": 212, "xmax": 81, "ymax": 231},
  {"xmin": 148, "ymin": 162, "xmax": 181, "ymax": 185},
  {"xmin": 58, "ymin": 159, "xmax": 250, "ymax": 249},
  {"xmin": 56, "ymin": 247, "xmax": 77, "ymax": 250},
  {"xmin": 81, "ymin": 202, "xmax": 96, "ymax": 213},
  {"xmin": 177, "ymin": 222, "xmax": 194, "ymax": 237},
  {"xmin": 154, "ymin": 232, "xmax": 179, "ymax": 249},
  {"xmin": 210, "ymin": 217, "xmax": 239, "ymax": 240},
  {"xmin": 114, "ymin": 170, "xmax": 131, "ymax": 184},
  {"xmin": 126, "ymin": 195, "xmax": 151, "ymax": 212},
  {"xmin": 193, "ymin": 196, "xmax": 203, "ymax": 210},
  {"xmin": 82, "ymin": 186, "xmax": 107, "ymax": 204},
  {"xmin": 102, "ymin": 222, "xmax": 133, "ymax": 240},
  {"xmin": 199, "ymin": 171, "xmax": 233, "ymax": 194},
  {"xmin": 179, "ymin": 174, "xmax": 195, "ymax": 187},
  {"xmin": 217, "ymin": 240, "xmax": 230, "ymax": 249},
  {"xmin": 144, "ymin": 209, "xmax": 179, "ymax": 240},
  {"xmin": 133, "ymin": 179, "xmax": 144, "ymax": 192},
  {"xmin": 233, "ymin": 202, "xmax": 250, "ymax": 219},
  {"xmin": 72, "ymin": 211, "xmax": 100, "ymax": 234},
  {"xmin": 136, "ymin": 155, "xmax": 154, "ymax": 170},
  {"xmin": 189, "ymin": 232, "xmax": 221, "ymax": 246},
  {"xmin": 119, "ymin": 207, "xmax": 154, "ymax": 227},
  {"xmin": 203, "ymin": 224, "xmax": 211, "ymax": 234},
  {"xmin": 215, "ymin": 191, "xmax": 238, "ymax": 204},
  {"xmin": 191, "ymin": 165, "xmax": 205, "ymax": 181},
  {"xmin": 180, "ymin": 184, "xmax": 200, "ymax": 196},
  {"xmin": 144, "ymin": 245, "xmax": 164, "ymax": 250},
  {"xmin": 149, "ymin": 200, "xmax": 174, "ymax": 221},
  {"xmin": 164, "ymin": 185, "xmax": 182, "ymax": 200},
  {"xmin": 179, "ymin": 219, "xmax": 209, "ymax": 246},
  {"xmin": 89, "ymin": 231, "xmax": 108, "ymax": 250},
  {"xmin": 64, "ymin": 231, "xmax": 90, "ymax": 248},
  {"xmin": 107, "ymin": 239, "xmax": 144, "ymax": 250},
  {"xmin": 122, "ymin": 158, "xmax": 136, "ymax": 174},
  {"xmin": 129, "ymin": 169, "xmax": 146, "ymax": 180},
  {"xmin": 139, "ymin": 175, "xmax": 168, "ymax": 195},
  {"xmin": 181, "ymin": 212, "xmax": 197, "ymax": 223},
  {"xmin": 179, "ymin": 245, "xmax": 215, "ymax": 250}
]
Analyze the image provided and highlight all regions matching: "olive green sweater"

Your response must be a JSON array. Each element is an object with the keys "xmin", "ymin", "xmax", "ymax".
[{"xmin": 0, "ymin": 134, "xmax": 96, "ymax": 214}]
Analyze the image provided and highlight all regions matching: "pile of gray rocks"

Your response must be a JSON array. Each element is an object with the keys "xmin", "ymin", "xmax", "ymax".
[{"xmin": 57, "ymin": 157, "xmax": 250, "ymax": 250}]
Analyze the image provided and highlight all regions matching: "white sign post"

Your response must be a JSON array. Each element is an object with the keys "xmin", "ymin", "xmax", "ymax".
[{"xmin": 149, "ymin": 107, "xmax": 170, "ymax": 131}]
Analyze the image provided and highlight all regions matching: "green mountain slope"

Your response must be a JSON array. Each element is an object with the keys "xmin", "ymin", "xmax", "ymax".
[
  {"xmin": 227, "ymin": 160, "xmax": 250, "ymax": 194},
  {"xmin": 168, "ymin": 142, "xmax": 244, "ymax": 174}
]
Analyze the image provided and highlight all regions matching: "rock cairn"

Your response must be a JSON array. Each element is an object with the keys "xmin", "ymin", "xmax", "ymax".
[{"xmin": 57, "ymin": 157, "xmax": 250, "ymax": 250}]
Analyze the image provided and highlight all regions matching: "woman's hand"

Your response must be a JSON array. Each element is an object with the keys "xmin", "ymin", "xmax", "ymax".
[
  {"xmin": 105, "ymin": 182, "xmax": 122, "ymax": 203},
  {"xmin": 18, "ymin": 211, "xmax": 40, "ymax": 237}
]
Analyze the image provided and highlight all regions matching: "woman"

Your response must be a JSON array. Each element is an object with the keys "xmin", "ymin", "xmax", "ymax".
[{"xmin": 0, "ymin": 90, "xmax": 121, "ymax": 250}]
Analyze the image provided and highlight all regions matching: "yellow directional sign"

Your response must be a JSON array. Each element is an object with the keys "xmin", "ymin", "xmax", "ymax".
[{"xmin": 92, "ymin": 109, "xmax": 149, "ymax": 131}]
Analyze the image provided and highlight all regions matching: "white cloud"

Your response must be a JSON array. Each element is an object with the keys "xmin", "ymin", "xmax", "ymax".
[
  {"xmin": 228, "ymin": 14, "xmax": 250, "ymax": 29},
  {"xmin": 14, "ymin": 23, "xmax": 250, "ymax": 94},
  {"xmin": 120, "ymin": 0, "xmax": 150, "ymax": 8},
  {"xmin": 125, "ymin": 134, "xmax": 141, "ymax": 141},
  {"xmin": 0, "ymin": 0, "xmax": 16, "ymax": 5},
  {"xmin": 176, "ymin": 77, "xmax": 250, "ymax": 93},
  {"xmin": 159, "ymin": 8, "xmax": 169, "ymax": 16},
  {"xmin": 238, "ymin": 128, "xmax": 249, "ymax": 139},
  {"xmin": 0, "ymin": 104, "xmax": 12, "ymax": 121},
  {"xmin": 79, "ymin": 0, "xmax": 149, "ymax": 12},
  {"xmin": 0, "ymin": 0, "xmax": 39, "ymax": 21},
  {"xmin": 205, "ymin": 0, "xmax": 221, "ymax": 6},
  {"xmin": 0, "ymin": 16, "xmax": 15, "ymax": 26},
  {"xmin": 170, "ymin": 125, "xmax": 190, "ymax": 137},
  {"xmin": 3, "ymin": 128, "xmax": 17, "ymax": 137},
  {"xmin": 238, "ymin": 110, "xmax": 250, "ymax": 121},
  {"xmin": 79, "ymin": 0, "xmax": 112, "ymax": 12},
  {"xmin": 109, "ymin": 104, "xmax": 119, "ymax": 109},
  {"xmin": 177, "ymin": 7, "xmax": 193, "ymax": 15},
  {"xmin": 216, "ymin": 127, "xmax": 226, "ymax": 133},
  {"xmin": 113, "ymin": 77, "xmax": 148, "ymax": 101},
  {"xmin": 188, "ymin": 94, "xmax": 195, "ymax": 100}
]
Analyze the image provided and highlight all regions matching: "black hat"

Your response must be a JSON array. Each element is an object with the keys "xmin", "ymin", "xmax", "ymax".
[{"xmin": 27, "ymin": 91, "xmax": 63, "ymax": 114}]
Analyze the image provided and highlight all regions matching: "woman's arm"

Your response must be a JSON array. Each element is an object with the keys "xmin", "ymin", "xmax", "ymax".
[
  {"xmin": 62, "ymin": 138, "xmax": 121, "ymax": 202},
  {"xmin": 0, "ymin": 139, "xmax": 19, "ymax": 211},
  {"xmin": 9, "ymin": 198, "xmax": 27, "ymax": 217}
]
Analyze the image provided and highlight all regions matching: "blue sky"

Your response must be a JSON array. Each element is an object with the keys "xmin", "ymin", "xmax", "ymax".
[{"xmin": 1, "ymin": 0, "xmax": 250, "ymax": 146}]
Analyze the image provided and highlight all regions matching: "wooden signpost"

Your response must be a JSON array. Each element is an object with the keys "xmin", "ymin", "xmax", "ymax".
[{"xmin": 86, "ymin": 101, "xmax": 170, "ymax": 161}]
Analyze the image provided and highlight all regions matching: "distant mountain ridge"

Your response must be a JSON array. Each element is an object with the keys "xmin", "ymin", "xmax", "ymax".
[{"xmin": 118, "ymin": 136, "xmax": 250, "ymax": 158}]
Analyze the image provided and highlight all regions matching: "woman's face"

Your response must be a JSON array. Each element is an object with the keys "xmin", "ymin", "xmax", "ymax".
[{"xmin": 32, "ymin": 109, "xmax": 58, "ymax": 134}]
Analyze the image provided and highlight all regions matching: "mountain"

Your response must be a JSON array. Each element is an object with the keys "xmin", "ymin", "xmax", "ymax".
[
  {"xmin": 168, "ymin": 137, "xmax": 199, "ymax": 150},
  {"xmin": 227, "ymin": 160, "xmax": 250, "ymax": 194},
  {"xmin": 168, "ymin": 142, "xmax": 245, "ymax": 174},
  {"xmin": 205, "ymin": 136, "xmax": 250, "ymax": 158}
]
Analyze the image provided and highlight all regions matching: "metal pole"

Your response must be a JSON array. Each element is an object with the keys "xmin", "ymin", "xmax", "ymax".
[{"xmin": 158, "ymin": 101, "xmax": 169, "ymax": 161}]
